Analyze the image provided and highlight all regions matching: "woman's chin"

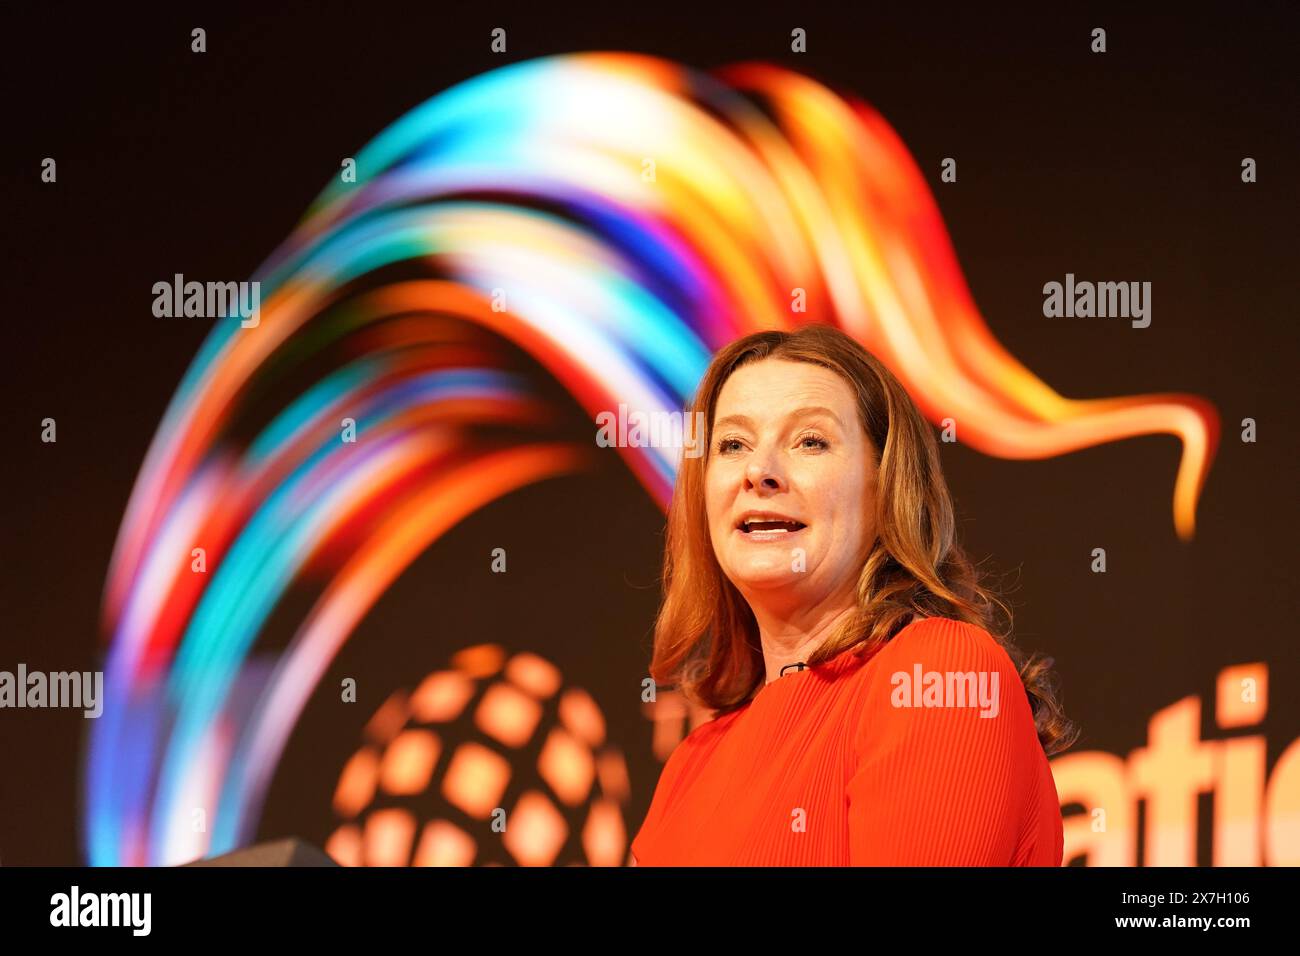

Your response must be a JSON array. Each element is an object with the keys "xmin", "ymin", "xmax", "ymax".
[{"xmin": 726, "ymin": 565, "xmax": 807, "ymax": 592}]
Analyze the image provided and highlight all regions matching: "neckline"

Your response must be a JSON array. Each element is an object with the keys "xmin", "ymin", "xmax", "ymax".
[{"xmin": 749, "ymin": 642, "xmax": 869, "ymax": 701}]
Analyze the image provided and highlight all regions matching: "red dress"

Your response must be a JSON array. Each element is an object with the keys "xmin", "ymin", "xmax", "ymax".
[{"xmin": 632, "ymin": 616, "xmax": 1063, "ymax": 865}]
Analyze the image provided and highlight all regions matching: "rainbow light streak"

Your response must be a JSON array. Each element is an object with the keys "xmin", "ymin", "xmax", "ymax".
[{"xmin": 86, "ymin": 52, "xmax": 1218, "ymax": 866}]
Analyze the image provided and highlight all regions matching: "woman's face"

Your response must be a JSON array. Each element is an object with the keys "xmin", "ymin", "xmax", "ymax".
[{"xmin": 705, "ymin": 358, "xmax": 877, "ymax": 609}]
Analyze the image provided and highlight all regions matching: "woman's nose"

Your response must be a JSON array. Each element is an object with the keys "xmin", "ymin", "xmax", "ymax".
[{"xmin": 744, "ymin": 457, "xmax": 786, "ymax": 492}]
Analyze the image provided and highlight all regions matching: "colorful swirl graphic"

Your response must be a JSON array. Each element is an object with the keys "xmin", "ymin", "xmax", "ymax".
[{"xmin": 86, "ymin": 51, "xmax": 1218, "ymax": 865}]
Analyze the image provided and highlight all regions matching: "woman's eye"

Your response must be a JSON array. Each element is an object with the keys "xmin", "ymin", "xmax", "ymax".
[
  {"xmin": 715, "ymin": 437, "xmax": 744, "ymax": 454},
  {"xmin": 798, "ymin": 434, "xmax": 829, "ymax": 450}
]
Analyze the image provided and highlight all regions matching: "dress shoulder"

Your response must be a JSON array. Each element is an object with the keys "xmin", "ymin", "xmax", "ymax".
[
  {"xmin": 845, "ymin": 616, "xmax": 1043, "ymax": 864},
  {"xmin": 851, "ymin": 615, "xmax": 1031, "ymax": 770},
  {"xmin": 870, "ymin": 615, "xmax": 1012, "ymax": 671}
]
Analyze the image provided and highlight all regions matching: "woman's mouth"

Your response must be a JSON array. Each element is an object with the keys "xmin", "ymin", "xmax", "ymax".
[{"xmin": 735, "ymin": 515, "xmax": 808, "ymax": 541}]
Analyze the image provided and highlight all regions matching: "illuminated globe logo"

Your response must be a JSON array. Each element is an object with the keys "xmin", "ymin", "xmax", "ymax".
[{"xmin": 325, "ymin": 643, "xmax": 632, "ymax": 866}]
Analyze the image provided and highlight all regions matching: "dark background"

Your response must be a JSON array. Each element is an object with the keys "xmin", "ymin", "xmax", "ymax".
[{"xmin": 2, "ymin": 2, "xmax": 1296, "ymax": 866}]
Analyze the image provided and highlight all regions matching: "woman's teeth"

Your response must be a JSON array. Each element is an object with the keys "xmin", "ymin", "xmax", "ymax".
[{"xmin": 740, "ymin": 519, "xmax": 806, "ymax": 534}]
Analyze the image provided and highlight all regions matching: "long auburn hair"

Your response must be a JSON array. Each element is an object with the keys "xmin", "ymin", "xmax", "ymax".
[{"xmin": 650, "ymin": 324, "xmax": 1079, "ymax": 756}]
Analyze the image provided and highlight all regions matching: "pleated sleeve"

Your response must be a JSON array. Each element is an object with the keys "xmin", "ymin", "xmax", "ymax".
[{"xmin": 847, "ymin": 617, "xmax": 1036, "ymax": 865}]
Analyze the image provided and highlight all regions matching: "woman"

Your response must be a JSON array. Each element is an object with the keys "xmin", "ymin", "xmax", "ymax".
[{"xmin": 630, "ymin": 324, "xmax": 1078, "ymax": 866}]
